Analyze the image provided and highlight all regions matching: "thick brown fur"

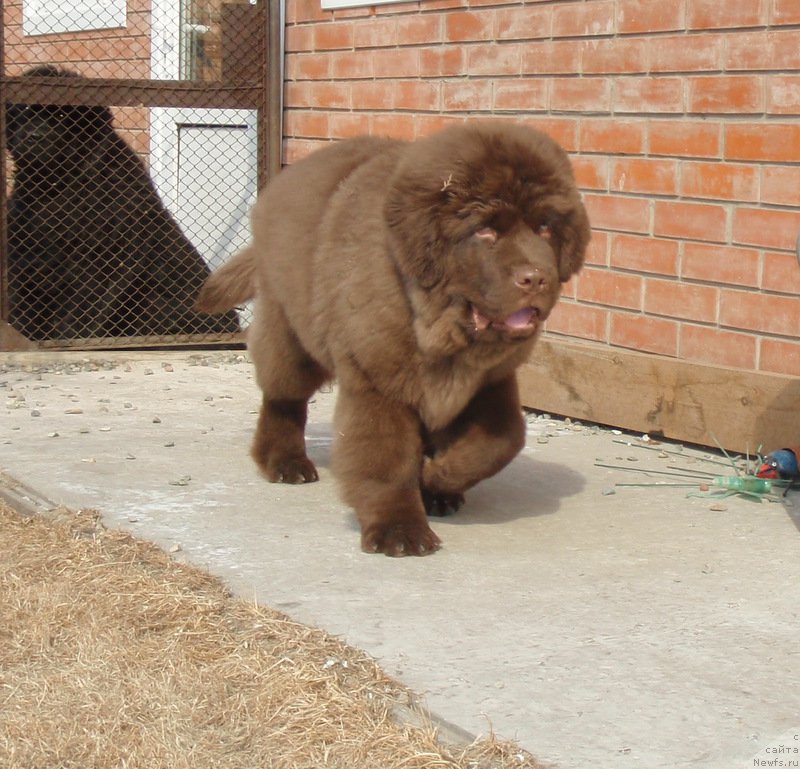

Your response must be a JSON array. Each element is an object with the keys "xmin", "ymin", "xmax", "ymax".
[{"xmin": 196, "ymin": 122, "xmax": 590, "ymax": 556}]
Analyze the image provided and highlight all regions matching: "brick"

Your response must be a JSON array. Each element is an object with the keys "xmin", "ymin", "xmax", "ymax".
[
  {"xmin": 688, "ymin": 76, "xmax": 764, "ymax": 114},
  {"xmin": 285, "ymin": 25, "xmax": 314, "ymax": 53},
  {"xmin": 561, "ymin": 274, "xmax": 577, "ymax": 300},
  {"xmin": 420, "ymin": 47, "xmax": 466, "ymax": 77},
  {"xmin": 353, "ymin": 18, "xmax": 397, "ymax": 49},
  {"xmin": 284, "ymin": 110, "xmax": 330, "ymax": 139},
  {"xmin": 313, "ymin": 21, "xmax": 354, "ymax": 51},
  {"xmin": 495, "ymin": 7, "xmax": 551, "ymax": 40},
  {"xmin": 611, "ymin": 234, "xmax": 680, "ymax": 276},
  {"xmin": 681, "ymin": 243, "xmax": 760, "ymax": 287},
  {"xmin": 288, "ymin": 52, "xmax": 332, "ymax": 81},
  {"xmin": 421, "ymin": 0, "xmax": 466, "ymax": 9},
  {"xmin": 445, "ymin": 10, "xmax": 493, "ymax": 42},
  {"xmin": 653, "ymin": 201, "xmax": 728, "ymax": 242},
  {"xmin": 289, "ymin": 0, "xmax": 329, "ymax": 24},
  {"xmin": 467, "ymin": 43, "xmax": 522, "ymax": 76},
  {"xmin": 726, "ymin": 124, "xmax": 800, "ymax": 163},
  {"xmin": 304, "ymin": 81, "xmax": 351, "ymax": 110},
  {"xmin": 687, "ymin": 0, "xmax": 767, "ymax": 29},
  {"xmin": 680, "ymin": 326, "xmax": 757, "ymax": 370},
  {"xmin": 330, "ymin": 51, "xmax": 373, "ymax": 79},
  {"xmin": 766, "ymin": 75, "xmax": 800, "ymax": 115},
  {"xmin": 544, "ymin": 301, "xmax": 609, "ymax": 342},
  {"xmin": 611, "ymin": 158, "xmax": 678, "ymax": 196},
  {"xmin": 732, "ymin": 208, "xmax": 800, "ymax": 251},
  {"xmin": 397, "ymin": 15, "xmax": 442, "ymax": 45},
  {"xmin": 773, "ymin": 0, "xmax": 800, "ymax": 25},
  {"xmin": 576, "ymin": 268, "xmax": 643, "ymax": 310},
  {"xmin": 127, "ymin": 12, "xmax": 150, "ymax": 37},
  {"xmin": 524, "ymin": 117, "xmax": 579, "ymax": 151},
  {"xmin": 423, "ymin": 0, "xmax": 466, "ymax": 11},
  {"xmin": 328, "ymin": 111, "xmax": 371, "ymax": 138},
  {"xmin": 282, "ymin": 138, "xmax": 314, "ymax": 167},
  {"xmin": 571, "ymin": 155, "xmax": 608, "ymax": 191},
  {"xmin": 551, "ymin": 77, "xmax": 611, "ymax": 113},
  {"xmin": 584, "ymin": 230, "xmax": 610, "ymax": 266},
  {"xmin": 584, "ymin": 193, "xmax": 651, "ymax": 234},
  {"xmin": 442, "ymin": 79, "xmax": 493, "ymax": 111},
  {"xmin": 760, "ymin": 339, "xmax": 800, "ymax": 377},
  {"xmin": 414, "ymin": 113, "xmax": 466, "ymax": 138},
  {"xmin": 331, "ymin": 5, "xmax": 372, "ymax": 20},
  {"xmin": 372, "ymin": 47, "xmax": 420, "ymax": 78},
  {"xmin": 582, "ymin": 38, "xmax": 648, "ymax": 75},
  {"xmin": 615, "ymin": 77, "xmax": 684, "ymax": 114},
  {"xmin": 680, "ymin": 161, "xmax": 759, "ymax": 202},
  {"xmin": 522, "ymin": 41, "xmax": 582, "ymax": 75},
  {"xmin": 493, "ymin": 79, "xmax": 548, "ymax": 112},
  {"xmin": 644, "ymin": 278, "xmax": 719, "ymax": 323},
  {"xmin": 124, "ymin": 130, "xmax": 149, "ymax": 156},
  {"xmin": 370, "ymin": 112, "xmax": 417, "ymax": 140},
  {"xmin": 610, "ymin": 313, "xmax": 679, "ymax": 356},
  {"xmin": 580, "ymin": 118, "xmax": 646, "ymax": 155},
  {"xmin": 720, "ymin": 290, "xmax": 800, "ymax": 337},
  {"xmin": 393, "ymin": 80, "xmax": 441, "ymax": 112},
  {"xmin": 649, "ymin": 34, "xmax": 723, "ymax": 73},
  {"xmin": 617, "ymin": 0, "xmax": 685, "ymax": 33},
  {"xmin": 724, "ymin": 30, "xmax": 800, "ymax": 70},
  {"xmin": 350, "ymin": 81, "xmax": 394, "ymax": 110},
  {"xmin": 552, "ymin": 0, "xmax": 614, "ymax": 37},
  {"xmin": 761, "ymin": 166, "xmax": 800, "ymax": 207},
  {"xmin": 762, "ymin": 251, "xmax": 800, "ymax": 295}
]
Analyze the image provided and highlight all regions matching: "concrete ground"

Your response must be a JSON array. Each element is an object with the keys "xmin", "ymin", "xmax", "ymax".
[{"xmin": 1, "ymin": 349, "xmax": 798, "ymax": 769}]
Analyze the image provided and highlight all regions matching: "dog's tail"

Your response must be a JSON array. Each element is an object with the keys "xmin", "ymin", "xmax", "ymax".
[{"xmin": 195, "ymin": 246, "xmax": 256, "ymax": 314}]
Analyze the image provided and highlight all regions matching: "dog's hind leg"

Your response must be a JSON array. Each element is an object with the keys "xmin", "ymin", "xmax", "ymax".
[
  {"xmin": 248, "ymin": 290, "xmax": 329, "ymax": 484},
  {"xmin": 421, "ymin": 376, "xmax": 526, "ymax": 512}
]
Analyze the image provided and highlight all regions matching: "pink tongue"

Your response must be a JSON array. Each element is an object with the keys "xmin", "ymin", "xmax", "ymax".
[
  {"xmin": 503, "ymin": 307, "xmax": 536, "ymax": 329},
  {"xmin": 473, "ymin": 305, "xmax": 537, "ymax": 330}
]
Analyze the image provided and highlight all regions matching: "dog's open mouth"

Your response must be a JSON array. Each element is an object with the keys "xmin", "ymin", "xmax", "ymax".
[{"xmin": 471, "ymin": 305, "xmax": 541, "ymax": 335}]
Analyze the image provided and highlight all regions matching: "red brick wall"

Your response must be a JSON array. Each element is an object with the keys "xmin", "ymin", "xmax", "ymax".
[
  {"xmin": 284, "ymin": 0, "xmax": 800, "ymax": 377},
  {"xmin": 4, "ymin": 0, "xmax": 152, "ymax": 78}
]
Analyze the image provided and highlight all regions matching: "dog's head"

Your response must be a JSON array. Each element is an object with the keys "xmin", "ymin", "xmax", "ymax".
[
  {"xmin": 6, "ymin": 66, "xmax": 114, "ymax": 173},
  {"xmin": 385, "ymin": 122, "xmax": 590, "ymax": 342}
]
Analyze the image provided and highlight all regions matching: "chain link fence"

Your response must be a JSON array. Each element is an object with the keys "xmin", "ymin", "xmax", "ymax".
[{"xmin": 1, "ymin": 0, "xmax": 276, "ymax": 349}]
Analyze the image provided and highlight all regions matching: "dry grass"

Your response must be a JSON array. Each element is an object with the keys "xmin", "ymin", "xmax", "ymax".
[{"xmin": 0, "ymin": 500, "xmax": 547, "ymax": 769}]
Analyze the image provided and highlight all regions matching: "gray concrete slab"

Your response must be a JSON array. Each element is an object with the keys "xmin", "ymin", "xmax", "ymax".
[{"xmin": 1, "ymin": 350, "xmax": 798, "ymax": 769}]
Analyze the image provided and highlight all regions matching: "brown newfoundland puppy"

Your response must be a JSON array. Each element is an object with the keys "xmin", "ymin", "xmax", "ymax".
[{"xmin": 196, "ymin": 121, "xmax": 590, "ymax": 556}]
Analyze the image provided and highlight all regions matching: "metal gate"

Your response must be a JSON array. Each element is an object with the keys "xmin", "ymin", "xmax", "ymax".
[{"xmin": 0, "ymin": 0, "xmax": 281, "ymax": 350}]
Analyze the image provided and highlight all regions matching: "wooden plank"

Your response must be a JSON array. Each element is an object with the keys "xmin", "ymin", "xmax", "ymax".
[
  {"xmin": 519, "ymin": 337, "xmax": 800, "ymax": 453},
  {"xmin": 0, "ymin": 321, "xmax": 36, "ymax": 351},
  {"xmin": 2, "ymin": 77, "xmax": 262, "ymax": 110}
]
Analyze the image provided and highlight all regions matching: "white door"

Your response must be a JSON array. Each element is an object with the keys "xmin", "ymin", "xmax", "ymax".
[
  {"xmin": 149, "ymin": 0, "xmax": 258, "ymax": 274},
  {"xmin": 149, "ymin": 108, "xmax": 257, "ymax": 270}
]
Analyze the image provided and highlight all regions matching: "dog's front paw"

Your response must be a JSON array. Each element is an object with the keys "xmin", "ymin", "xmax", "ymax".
[
  {"xmin": 360, "ymin": 521, "xmax": 442, "ymax": 557},
  {"xmin": 255, "ymin": 453, "xmax": 319, "ymax": 484}
]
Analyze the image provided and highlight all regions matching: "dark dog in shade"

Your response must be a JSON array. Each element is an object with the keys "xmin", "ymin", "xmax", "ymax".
[
  {"xmin": 197, "ymin": 121, "xmax": 591, "ymax": 556},
  {"xmin": 5, "ymin": 65, "xmax": 240, "ymax": 340}
]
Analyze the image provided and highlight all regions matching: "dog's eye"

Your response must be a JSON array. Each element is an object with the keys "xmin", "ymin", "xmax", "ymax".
[
  {"xmin": 474, "ymin": 227, "xmax": 497, "ymax": 243},
  {"xmin": 536, "ymin": 223, "xmax": 553, "ymax": 240}
]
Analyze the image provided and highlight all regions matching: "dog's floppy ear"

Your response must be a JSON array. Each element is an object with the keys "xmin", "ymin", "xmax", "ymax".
[
  {"xmin": 556, "ymin": 199, "xmax": 591, "ymax": 282},
  {"xmin": 384, "ymin": 174, "xmax": 452, "ymax": 289}
]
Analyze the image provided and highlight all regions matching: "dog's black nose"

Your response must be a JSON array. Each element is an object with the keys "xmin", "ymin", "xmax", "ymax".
[{"xmin": 514, "ymin": 266, "xmax": 548, "ymax": 292}]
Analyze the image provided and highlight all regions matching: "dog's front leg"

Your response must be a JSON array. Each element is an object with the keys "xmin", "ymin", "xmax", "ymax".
[
  {"xmin": 332, "ymin": 385, "xmax": 441, "ymax": 556},
  {"xmin": 422, "ymin": 375, "xmax": 526, "ymax": 509}
]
